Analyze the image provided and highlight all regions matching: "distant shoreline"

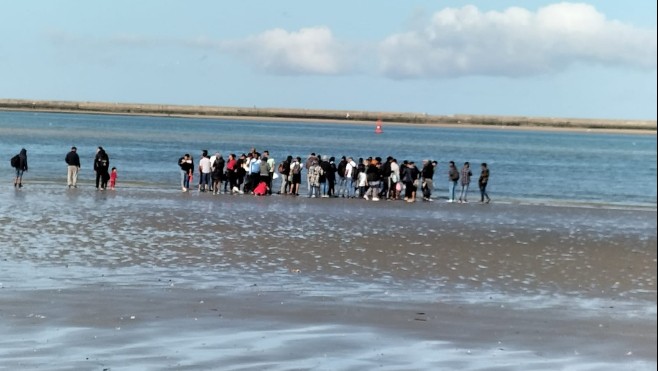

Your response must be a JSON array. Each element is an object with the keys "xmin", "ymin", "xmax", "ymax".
[{"xmin": 1, "ymin": 98, "xmax": 656, "ymax": 133}]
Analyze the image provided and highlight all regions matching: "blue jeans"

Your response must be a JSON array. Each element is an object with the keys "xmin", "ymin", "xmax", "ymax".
[
  {"xmin": 459, "ymin": 183, "xmax": 470, "ymax": 201},
  {"xmin": 337, "ymin": 177, "xmax": 347, "ymax": 196},
  {"xmin": 181, "ymin": 170, "xmax": 190, "ymax": 189},
  {"xmin": 347, "ymin": 179, "xmax": 356, "ymax": 197},
  {"xmin": 448, "ymin": 181, "xmax": 457, "ymax": 201},
  {"xmin": 310, "ymin": 185, "xmax": 320, "ymax": 197}
]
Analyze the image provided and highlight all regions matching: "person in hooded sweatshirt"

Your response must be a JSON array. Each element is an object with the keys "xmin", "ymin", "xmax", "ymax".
[
  {"xmin": 13, "ymin": 148, "xmax": 28, "ymax": 188},
  {"xmin": 94, "ymin": 147, "xmax": 110, "ymax": 190}
]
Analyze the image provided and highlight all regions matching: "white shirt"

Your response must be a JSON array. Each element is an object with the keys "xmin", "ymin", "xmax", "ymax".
[
  {"xmin": 390, "ymin": 162, "xmax": 400, "ymax": 178},
  {"xmin": 345, "ymin": 160, "xmax": 357, "ymax": 178},
  {"xmin": 199, "ymin": 157, "xmax": 211, "ymax": 173}
]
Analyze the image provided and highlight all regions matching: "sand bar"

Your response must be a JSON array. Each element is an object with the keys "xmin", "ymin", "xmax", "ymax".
[
  {"xmin": 1, "ymin": 98, "xmax": 656, "ymax": 133},
  {"xmin": 0, "ymin": 184, "xmax": 655, "ymax": 370}
]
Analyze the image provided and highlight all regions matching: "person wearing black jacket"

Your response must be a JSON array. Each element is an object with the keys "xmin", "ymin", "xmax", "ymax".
[
  {"xmin": 364, "ymin": 158, "xmax": 382, "ymax": 201},
  {"xmin": 379, "ymin": 156, "xmax": 393, "ymax": 198},
  {"xmin": 94, "ymin": 147, "xmax": 110, "ymax": 190},
  {"xmin": 13, "ymin": 148, "xmax": 28, "ymax": 188},
  {"xmin": 421, "ymin": 160, "xmax": 436, "ymax": 201},
  {"xmin": 65, "ymin": 146, "xmax": 81, "ymax": 188},
  {"xmin": 403, "ymin": 161, "xmax": 420, "ymax": 202}
]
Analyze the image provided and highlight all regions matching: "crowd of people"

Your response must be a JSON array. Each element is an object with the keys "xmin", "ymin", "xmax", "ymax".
[
  {"xmin": 177, "ymin": 148, "xmax": 492, "ymax": 203},
  {"xmin": 9, "ymin": 146, "xmax": 491, "ymax": 204}
]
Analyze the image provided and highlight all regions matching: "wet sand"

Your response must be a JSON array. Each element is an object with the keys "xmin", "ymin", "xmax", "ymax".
[{"xmin": 0, "ymin": 185, "xmax": 656, "ymax": 370}]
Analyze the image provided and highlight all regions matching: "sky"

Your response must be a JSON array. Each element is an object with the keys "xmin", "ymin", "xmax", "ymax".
[{"xmin": 0, "ymin": 1, "xmax": 656, "ymax": 120}]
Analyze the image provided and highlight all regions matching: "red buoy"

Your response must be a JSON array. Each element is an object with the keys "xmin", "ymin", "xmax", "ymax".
[{"xmin": 375, "ymin": 119, "xmax": 383, "ymax": 134}]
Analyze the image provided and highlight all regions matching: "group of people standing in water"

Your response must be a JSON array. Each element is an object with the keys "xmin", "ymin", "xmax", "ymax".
[
  {"xmin": 178, "ymin": 148, "xmax": 492, "ymax": 204},
  {"xmin": 9, "ymin": 145, "xmax": 491, "ymax": 204}
]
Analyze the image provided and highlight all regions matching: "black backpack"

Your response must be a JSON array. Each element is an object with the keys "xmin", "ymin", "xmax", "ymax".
[
  {"xmin": 351, "ymin": 165, "xmax": 359, "ymax": 181},
  {"xmin": 337, "ymin": 160, "xmax": 347, "ymax": 178},
  {"xmin": 10, "ymin": 154, "xmax": 19, "ymax": 168}
]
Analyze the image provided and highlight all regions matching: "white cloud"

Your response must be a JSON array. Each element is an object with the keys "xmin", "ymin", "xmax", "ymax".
[
  {"xmin": 379, "ymin": 2, "xmax": 657, "ymax": 78},
  {"xmin": 222, "ymin": 27, "xmax": 352, "ymax": 75}
]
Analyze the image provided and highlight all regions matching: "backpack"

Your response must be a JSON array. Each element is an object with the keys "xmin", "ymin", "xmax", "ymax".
[
  {"xmin": 337, "ymin": 161, "xmax": 346, "ymax": 178},
  {"xmin": 10, "ymin": 154, "xmax": 19, "ymax": 168},
  {"xmin": 291, "ymin": 163, "xmax": 301, "ymax": 175}
]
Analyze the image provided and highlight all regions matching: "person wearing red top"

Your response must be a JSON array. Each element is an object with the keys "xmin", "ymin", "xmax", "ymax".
[
  {"xmin": 226, "ymin": 153, "xmax": 238, "ymax": 194},
  {"xmin": 109, "ymin": 167, "xmax": 118, "ymax": 190}
]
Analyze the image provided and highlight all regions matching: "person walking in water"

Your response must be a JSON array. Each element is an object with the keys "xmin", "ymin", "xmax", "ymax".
[
  {"xmin": 479, "ymin": 163, "xmax": 491, "ymax": 204},
  {"xmin": 11, "ymin": 148, "xmax": 28, "ymax": 188},
  {"xmin": 65, "ymin": 146, "xmax": 81, "ymax": 188},
  {"xmin": 458, "ymin": 162, "xmax": 473, "ymax": 203}
]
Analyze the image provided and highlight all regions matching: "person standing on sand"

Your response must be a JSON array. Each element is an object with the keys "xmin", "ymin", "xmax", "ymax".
[
  {"xmin": 336, "ymin": 156, "xmax": 347, "ymax": 197},
  {"xmin": 364, "ymin": 157, "xmax": 381, "ymax": 201},
  {"xmin": 344, "ymin": 157, "xmax": 357, "ymax": 198},
  {"xmin": 479, "ymin": 163, "xmax": 491, "ymax": 204},
  {"xmin": 211, "ymin": 153, "xmax": 225, "ymax": 195},
  {"xmin": 65, "ymin": 146, "xmax": 80, "ymax": 188},
  {"xmin": 379, "ymin": 157, "xmax": 392, "ymax": 199},
  {"xmin": 109, "ymin": 167, "xmax": 118, "ymax": 190},
  {"xmin": 327, "ymin": 157, "xmax": 337, "ymax": 197},
  {"xmin": 458, "ymin": 162, "xmax": 473, "ymax": 203},
  {"xmin": 305, "ymin": 152, "xmax": 318, "ymax": 195},
  {"xmin": 447, "ymin": 161, "xmax": 459, "ymax": 203},
  {"xmin": 198, "ymin": 150, "xmax": 211, "ymax": 192},
  {"xmin": 94, "ymin": 147, "xmax": 110, "ymax": 190},
  {"xmin": 225, "ymin": 153, "xmax": 237, "ymax": 193},
  {"xmin": 389, "ymin": 158, "xmax": 400, "ymax": 200},
  {"xmin": 307, "ymin": 159, "xmax": 323, "ymax": 198},
  {"xmin": 264, "ymin": 150, "xmax": 275, "ymax": 195},
  {"xmin": 278, "ymin": 155, "xmax": 292, "ymax": 195},
  {"xmin": 11, "ymin": 148, "xmax": 28, "ymax": 188},
  {"xmin": 289, "ymin": 157, "xmax": 302, "ymax": 196},
  {"xmin": 259, "ymin": 154, "xmax": 271, "ymax": 194},
  {"xmin": 403, "ymin": 161, "xmax": 420, "ymax": 203},
  {"xmin": 421, "ymin": 160, "xmax": 437, "ymax": 202},
  {"xmin": 178, "ymin": 154, "xmax": 193, "ymax": 192}
]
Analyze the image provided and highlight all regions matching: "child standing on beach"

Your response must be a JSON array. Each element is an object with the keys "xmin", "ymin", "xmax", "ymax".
[{"xmin": 109, "ymin": 167, "xmax": 118, "ymax": 190}]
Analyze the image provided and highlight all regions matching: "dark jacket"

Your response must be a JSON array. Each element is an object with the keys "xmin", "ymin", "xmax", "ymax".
[
  {"xmin": 65, "ymin": 151, "xmax": 81, "ymax": 167},
  {"xmin": 94, "ymin": 149, "xmax": 110, "ymax": 172},
  {"xmin": 421, "ymin": 163, "xmax": 434, "ymax": 180},
  {"xmin": 365, "ymin": 164, "xmax": 381, "ymax": 182},
  {"xmin": 18, "ymin": 149, "xmax": 28, "ymax": 171}
]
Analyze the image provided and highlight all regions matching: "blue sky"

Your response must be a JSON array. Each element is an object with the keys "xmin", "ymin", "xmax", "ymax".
[{"xmin": 1, "ymin": 1, "xmax": 656, "ymax": 120}]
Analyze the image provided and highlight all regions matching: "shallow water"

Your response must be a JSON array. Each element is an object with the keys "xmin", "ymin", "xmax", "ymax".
[{"xmin": 1, "ymin": 111, "xmax": 656, "ymax": 207}]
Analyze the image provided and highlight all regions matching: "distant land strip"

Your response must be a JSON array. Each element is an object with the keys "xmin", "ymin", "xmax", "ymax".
[{"xmin": 0, "ymin": 98, "xmax": 655, "ymax": 132}]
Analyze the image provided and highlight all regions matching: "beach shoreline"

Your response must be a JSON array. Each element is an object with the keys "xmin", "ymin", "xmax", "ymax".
[{"xmin": 1, "ymin": 98, "xmax": 656, "ymax": 134}]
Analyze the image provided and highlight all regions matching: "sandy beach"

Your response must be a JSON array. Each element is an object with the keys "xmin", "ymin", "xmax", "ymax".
[{"xmin": 0, "ymin": 184, "xmax": 655, "ymax": 370}]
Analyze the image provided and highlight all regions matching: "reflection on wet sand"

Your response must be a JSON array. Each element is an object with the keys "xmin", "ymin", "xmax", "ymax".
[{"xmin": 0, "ymin": 186, "xmax": 656, "ymax": 370}]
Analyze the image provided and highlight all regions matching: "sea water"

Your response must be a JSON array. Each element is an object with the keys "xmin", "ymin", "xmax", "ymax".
[{"xmin": 0, "ymin": 110, "xmax": 655, "ymax": 207}]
